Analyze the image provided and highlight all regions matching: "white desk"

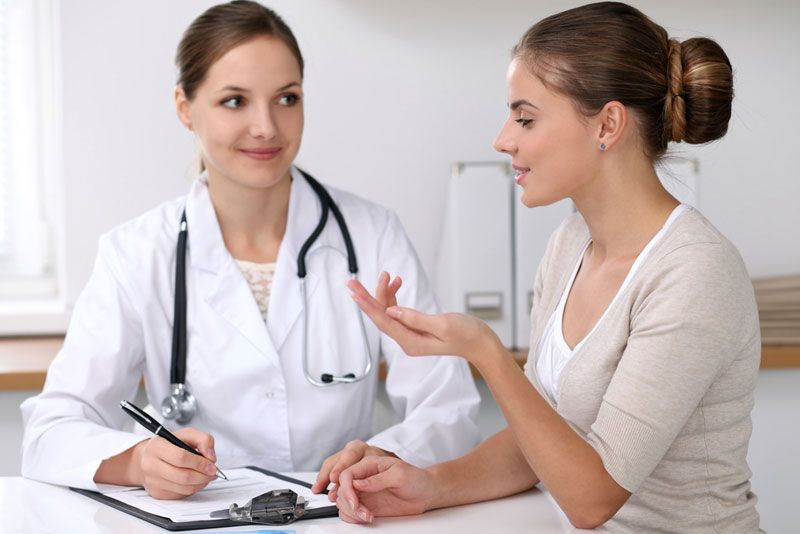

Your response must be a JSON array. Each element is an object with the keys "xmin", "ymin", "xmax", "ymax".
[{"xmin": 0, "ymin": 473, "xmax": 577, "ymax": 533}]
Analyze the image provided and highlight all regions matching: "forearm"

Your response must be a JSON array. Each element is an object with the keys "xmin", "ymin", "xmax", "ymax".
[
  {"xmin": 473, "ymin": 341, "xmax": 629, "ymax": 527},
  {"xmin": 425, "ymin": 427, "xmax": 538, "ymax": 511}
]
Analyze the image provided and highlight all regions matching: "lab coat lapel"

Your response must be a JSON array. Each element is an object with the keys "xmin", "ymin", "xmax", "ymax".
[
  {"xmin": 268, "ymin": 168, "xmax": 324, "ymax": 352},
  {"xmin": 185, "ymin": 176, "xmax": 276, "ymax": 359}
]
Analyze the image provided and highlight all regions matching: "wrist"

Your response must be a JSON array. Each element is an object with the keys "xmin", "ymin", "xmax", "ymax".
[
  {"xmin": 467, "ymin": 329, "xmax": 506, "ymax": 371},
  {"xmin": 422, "ymin": 463, "xmax": 449, "ymax": 511},
  {"xmin": 126, "ymin": 439, "xmax": 148, "ymax": 486}
]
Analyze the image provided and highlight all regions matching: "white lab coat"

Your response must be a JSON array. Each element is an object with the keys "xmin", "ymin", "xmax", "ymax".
[{"xmin": 20, "ymin": 167, "xmax": 481, "ymax": 490}]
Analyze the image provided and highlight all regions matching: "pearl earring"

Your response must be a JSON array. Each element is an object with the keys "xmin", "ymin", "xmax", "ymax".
[{"xmin": 599, "ymin": 143, "xmax": 607, "ymax": 151}]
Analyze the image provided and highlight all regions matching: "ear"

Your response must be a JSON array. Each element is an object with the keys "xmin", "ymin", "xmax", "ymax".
[
  {"xmin": 596, "ymin": 100, "xmax": 627, "ymax": 151},
  {"xmin": 175, "ymin": 85, "xmax": 193, "ymax": 131}
]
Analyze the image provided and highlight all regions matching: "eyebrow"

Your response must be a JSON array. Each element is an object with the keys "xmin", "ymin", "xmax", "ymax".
[
  {"xmin": 217, "ymin": 81, "xmax": 301, "ymax": 93},
  {"xmin": 509, "ymin": 99, "xmax": 540, "ymax": 111}
]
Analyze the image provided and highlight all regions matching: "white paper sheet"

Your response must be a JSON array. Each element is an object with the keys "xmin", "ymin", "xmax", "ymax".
[{"xmin": 101, "ymin": 468, "xmax": 332, "ymax": 523}]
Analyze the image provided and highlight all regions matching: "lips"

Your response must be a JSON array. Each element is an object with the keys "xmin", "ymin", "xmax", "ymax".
[
  {"xmin": 512, "ymin": 164, "xmax": 530, "ymax": 185},
  {"xmin": 239, "ymin": 147, "xmax": 282, "ymax": 161}
]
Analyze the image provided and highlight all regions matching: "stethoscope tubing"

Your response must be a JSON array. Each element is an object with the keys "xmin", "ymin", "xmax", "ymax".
[{"xmin": 163, "ymin": 170, "xmax": 373, "ymax": 423}]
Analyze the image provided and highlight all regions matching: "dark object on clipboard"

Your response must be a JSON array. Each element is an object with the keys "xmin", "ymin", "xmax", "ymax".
[
  {"xmin": 209, "ymin": 488, "xmax": 305, "ymax": 525},
  {"xmin": 69, "ymin": 466, "xmax": 338, "ymax": 531}
]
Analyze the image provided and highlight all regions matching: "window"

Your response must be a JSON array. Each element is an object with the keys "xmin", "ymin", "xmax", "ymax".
[{"xmin": 0, "ymin": 0, "xmax": 64, "ymax": 334}]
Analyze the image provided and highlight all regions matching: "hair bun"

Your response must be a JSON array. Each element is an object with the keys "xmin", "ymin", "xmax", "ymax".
[
  {"xmin": 664, "ymin": 40, "xmax": 686, "ymax": 142},
  {"xmin": 665, "ymin": 37, "xmax": 734, "ymax": 145}
]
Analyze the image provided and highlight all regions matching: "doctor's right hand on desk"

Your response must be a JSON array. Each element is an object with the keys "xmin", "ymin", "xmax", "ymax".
[
  {"xmin": 334, "ymin": 455, "xmax": 436, "ymax": 524},
  {"xmin": 94, "ymin": 428, "xmax": 219, "ymax": 500}
]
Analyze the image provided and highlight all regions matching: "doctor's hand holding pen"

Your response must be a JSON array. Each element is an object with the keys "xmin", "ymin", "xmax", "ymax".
[
  {"xmin": 94, "ymin": 427, "xmax": 219, "ymax": 500},
  {"xmin": 311, "ymin": 272, "xmax": 403, "ymax": 497}
]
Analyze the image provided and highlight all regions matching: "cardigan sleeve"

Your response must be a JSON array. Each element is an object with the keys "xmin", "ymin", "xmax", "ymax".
[{"xmin": 584, "ymin": 241, "xmax": 759, "ymax": 492}]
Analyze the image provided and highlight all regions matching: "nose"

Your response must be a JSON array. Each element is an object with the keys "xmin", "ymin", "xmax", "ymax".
[
  {"xmin": 492, "ymin": 120, "xmax": 517, "ymax": 155},
  {"xmin": 249, "ymin": 104, "xmax": 277, "ymax": 139}
]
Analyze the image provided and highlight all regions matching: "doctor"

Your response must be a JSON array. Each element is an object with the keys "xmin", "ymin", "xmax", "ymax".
[{"xmin": 21, "ymin": 0, "xmax": 480, "ymax": 500}]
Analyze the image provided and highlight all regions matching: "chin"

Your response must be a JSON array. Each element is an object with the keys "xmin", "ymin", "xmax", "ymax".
[
  {"xmin": 520, "ymin": 190, "xmax": 564, "ymax": 209},
  {"xmin": 237, "ymin": 162, "xmax": 292, "ymax": 189}
]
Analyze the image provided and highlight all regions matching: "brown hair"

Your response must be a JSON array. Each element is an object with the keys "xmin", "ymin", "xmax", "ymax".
[
  {"xmin": 512, "ymin": 2, "xmax": 733, "ymax": 160},
  {"xmin": 176, "ymin": 0, "xmax": 304, "ymax": 101}
]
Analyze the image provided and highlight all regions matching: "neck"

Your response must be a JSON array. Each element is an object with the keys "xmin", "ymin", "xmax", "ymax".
[
  {"xmin": 207, "ymin": 169, "xmax": 292, "ymax": 263},
  {"xmin": 573, "ymin": 157, "xmax": 679, "ymax": 262}
]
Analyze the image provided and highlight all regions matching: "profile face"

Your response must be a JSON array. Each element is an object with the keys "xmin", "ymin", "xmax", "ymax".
[
  {"xmin": 177, "ymin": 36, "xmax": 304, "ymax": 190},
  {"xmin": 493, "ymin": 59, "xmax": 600, "ymax": 208}
]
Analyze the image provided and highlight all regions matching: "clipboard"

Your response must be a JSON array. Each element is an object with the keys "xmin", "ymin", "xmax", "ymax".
[{"xmin": 70, "ymin": 466, "xmax": 339, "ymax": 531}]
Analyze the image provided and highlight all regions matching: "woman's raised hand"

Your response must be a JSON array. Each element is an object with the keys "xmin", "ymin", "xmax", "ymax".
[
  {"xmin": 347, "ymin": 276, "xmax": 500, "ymax": 365},
  {"xmin": 335, "ymin": 455, "xmax": 436, "ymax": 524},
  {"xmin": 374, "ymin": 270, "xmax": 402, "ymax": 309}
]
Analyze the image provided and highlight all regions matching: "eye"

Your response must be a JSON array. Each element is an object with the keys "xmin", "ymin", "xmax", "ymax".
[
  {"xmin": 278, "ymin": 93, "xmax": 301, "ymax": 106},
  {"xmin": 221, "ymin": 96, "xmax": 244, "ymax": 109},
  {"xmin": 514, "ymin": 116, "xmax": 534, "ymax": 128}
]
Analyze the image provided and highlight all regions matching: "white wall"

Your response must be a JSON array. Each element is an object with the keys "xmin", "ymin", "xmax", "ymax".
[{"xmin": 58, "ymin": 0, "xmax": 800, "ymax": 308}]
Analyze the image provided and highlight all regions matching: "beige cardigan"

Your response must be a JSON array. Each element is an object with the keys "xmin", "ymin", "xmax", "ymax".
[{"xmin": 524, "ymin": 209, "xmax": 761, "ymax": 532}]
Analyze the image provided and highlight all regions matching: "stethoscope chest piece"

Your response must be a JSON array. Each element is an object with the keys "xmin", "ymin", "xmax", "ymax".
[{"xmin": 160, "ymin": 383, "xmax": 197, "ymax": 425}]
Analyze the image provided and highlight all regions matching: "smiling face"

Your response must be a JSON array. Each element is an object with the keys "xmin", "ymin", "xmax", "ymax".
[
  {"xmin": 493, "ymin": 59, "xmax": 603, "ymax": 208},
  {"xmin": 175, "ymin": 36, "xmax": 304, "ymax": 191}
]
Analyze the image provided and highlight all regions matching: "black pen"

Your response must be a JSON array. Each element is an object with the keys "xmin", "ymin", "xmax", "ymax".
[{"xmin": 120, "ymin": 400, "xmax": 228, "ymax": 480}]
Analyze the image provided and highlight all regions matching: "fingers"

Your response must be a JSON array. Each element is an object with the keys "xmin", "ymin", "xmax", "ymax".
[
  {"xmin": 160, "ymin": 443, "xmax": 218, "ymax": 477},
  {"xmin": 312, "ymin": 451, "xmax": 340, "ymax": 493},
  {"xmin": 351, "ymin": 468, "xmax": 400, "ymax": 494},
  {"xmin": 374, "ymin": 271, "xmax": 402, "ymax": 309},
  {"xmin": 313, "ymin": 440, "xmax": 369, "ymax": 494},
  {"xmin": 173, "ymin": 427, "xmax": 217, "ymax": 462},
  {"xmin": 336, "ymin": 458, "xmax": 378, "ymax": 521},
  {"xmin": 335, "ymin": 485, "xmax": 373, "ymax": 524},
  {"xmin": 348, "ymin": 279, "xmax": 453, "ymax": 357},
  {"xmin": 330, "ymin": 440, "xmax": 369, "ymax": 485},
  {"xmin": 144, "ymin": 459, "xmax": 212, "ymax": 499},
  {"xmin": 337, "ymin": 456, "xmax": 398, "ymax": 524},
  {"xmin": 145, "ymin": 437, "xmax": 217, "ymax": 481},
  {"xmin": 139, "ymin": 439, "xmax": 215, "ymax": 499},
  {"xmin": 348, "ymin": 283, "xmax": 416, "ymax": 337}
]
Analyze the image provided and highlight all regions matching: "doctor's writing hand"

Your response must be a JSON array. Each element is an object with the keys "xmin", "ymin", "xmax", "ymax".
[
  {"xmin": 335, "ymin": 456, "xmax": 435, "ymax": 524},
  {"xmin": 347, "ymin": 279, "xmax": 501, "ymax": 368},
  {"xmin": 133, "ymin": 428, "xmax": 218, "ymax": 499},
  {"xmin": 311, "ymin": 440, "xmax": 396, "ymax": 496}
]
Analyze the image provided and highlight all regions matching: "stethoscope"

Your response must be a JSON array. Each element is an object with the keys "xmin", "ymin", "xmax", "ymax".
[{"xmin": 160, "ymin": 170, "xmax": 374, "ymax": 425}]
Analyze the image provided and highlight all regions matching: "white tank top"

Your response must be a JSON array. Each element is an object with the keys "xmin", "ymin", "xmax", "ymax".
[{"xmin": 535, "ymin": 205, "xmax": 690, "ymax": 405}]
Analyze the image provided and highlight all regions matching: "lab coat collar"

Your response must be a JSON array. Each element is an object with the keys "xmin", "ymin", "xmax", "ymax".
[
  {"xmin": 184, "ymin": 174, "xmax": 274, "ymax": 358},
  {"xmin": 183, "ymin": 168, "xmax": 333, "ymax": 355}
]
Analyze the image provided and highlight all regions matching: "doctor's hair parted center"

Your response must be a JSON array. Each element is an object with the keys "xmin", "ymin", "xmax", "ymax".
[
  {"xmin": 512, "ymin": 1, "xmax": 734, "ymax": 161},
  {"xmin": 175, "ymin": 0, "xmax": 304, "ymax": 102}
]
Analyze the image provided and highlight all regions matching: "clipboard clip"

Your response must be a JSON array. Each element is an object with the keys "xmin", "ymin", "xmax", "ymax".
[{"xmin": 209, "ymin": 489, "xmax": 306, "ymax": 525}]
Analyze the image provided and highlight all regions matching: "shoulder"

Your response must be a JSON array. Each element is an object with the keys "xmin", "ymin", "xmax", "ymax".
[
  {"xmin": 633, "ymin": 208, "xmax": 758, "ymax": 339},
  {"xmin": 98, "ymin": 194, "xmax": 185, "ymax": 273},
  {"xmin": 649, "ymin": 208, "xmax": 751, "ymax": 289},
  {"xmin": 322, "ymin": 183, "xmax": 401, "ymax": 237}
]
